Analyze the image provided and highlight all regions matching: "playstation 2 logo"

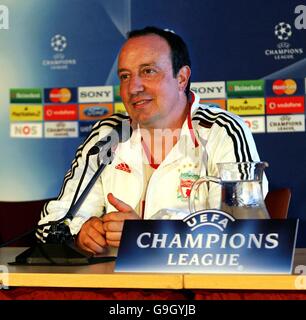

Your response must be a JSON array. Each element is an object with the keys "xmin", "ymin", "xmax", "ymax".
[{"xmin": 0, "ymin": 5, "xmax": 9, "ymax": 30}]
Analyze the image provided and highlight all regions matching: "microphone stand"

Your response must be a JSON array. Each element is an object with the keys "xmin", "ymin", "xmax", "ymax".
[{"xmin": 11, "ymin": 144, "xmax": 116, "ymax": 266}]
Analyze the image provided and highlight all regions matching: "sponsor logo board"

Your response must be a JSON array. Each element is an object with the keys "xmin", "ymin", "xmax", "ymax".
[
  {"xmin": 272, "ymin": 79, "xmax": 296, "ymax": 95},
  {"xmin": 44, "ymin": 104, "xmax": 78, "ymax": 121},
  {"xmin": 191, "ymin": 81, "xmax": 226, "ymax": 99},
  {"xmin": 227, "ymin": 98, "xmax": 265, "ymax": 115},
  {"xmin": 242, "ymin": 116, "xmax": 265, "ymax": 133},
  {"xmin": 267, "ymin": 114, "xmax": 305, "ymax": 133},
  {"xmin": 113, "ymin": 85, "xmax": 122, "ymax": 102},
  {"xmin": 10, "ymin": 105, "xmax": 43, "ymax": 121},
  {"xmin": 226, "ymin": 80, "xmax": 264, "ymax": 97},
  {"xmin": 266, "ymin": 96, "xmax": 304, "ymax": 114},
  {"xmin": 265, "ymin": 79, "xmax": 304, "ymax": 96},
  {"xmin": 78, "ymin": 86, "xmax": 113, "ymax": 103},
  {"xmin": 10, "ymin": 123, "xmax": 43, "ymax": 138},
  {"xmin": 10, "ymin": 88, "xmax": 42, "ymax": 103},
  {"xmin": 44, "ymin": 121, "xmax": 78, "ymax": 138},
  {"xmin": 79, "ymin": 103, "xmax": 113, "ymax": 120},
  {"xmin": 200, "ymin": 99, "xmax": 226, "ymax": 110},
  {"xmin": 114, "ymin": 102, "xmax": 127, "ymax": 115},
  {"xmin": 79, "ymin": 121, "xmax": 96, "ymax": 137},
  {"xmin": 44, "ymin": 87, "xmax": 77, "ymax": 103}
]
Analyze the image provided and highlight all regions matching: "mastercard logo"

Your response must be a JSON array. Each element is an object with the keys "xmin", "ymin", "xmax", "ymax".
[
  {"xmin": 272, "ymin": 79, "xmax": 297, "ymax": 95},
  {"xmin": 49, "ymin": 88, "xmax": 72, "ymax": 103}
]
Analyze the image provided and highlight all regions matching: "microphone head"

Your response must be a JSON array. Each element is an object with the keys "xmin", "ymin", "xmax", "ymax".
[
  {"xmin": 88, "ymin": 120, "xmax": 133, "ymax": 156},
  {"xmin": 118, "ymin": 119, "xmax": 133, "ymax": 143}
]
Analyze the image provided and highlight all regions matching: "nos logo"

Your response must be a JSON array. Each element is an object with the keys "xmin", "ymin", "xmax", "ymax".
[
  {"xmin": 0, "ymin": 5, "xmax": 9, "ymax": 30},
  {"xmin": 244, "ymin": 118, "xmax": 261, "ymax": 132}
]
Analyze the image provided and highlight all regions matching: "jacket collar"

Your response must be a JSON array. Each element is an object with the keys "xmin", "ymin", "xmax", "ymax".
[{"xmin": 114, "ymin": 92, "xmax": 200, "ymax": 170}]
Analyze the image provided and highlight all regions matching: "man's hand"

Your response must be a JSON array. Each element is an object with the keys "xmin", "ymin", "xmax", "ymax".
[
  {"xmin": 102, "ymin": 193, "xmax": 140, "ymax": 247},
  {"xmin": 75, "ymin": 217, "xmax": 107, "ymax": 254}
]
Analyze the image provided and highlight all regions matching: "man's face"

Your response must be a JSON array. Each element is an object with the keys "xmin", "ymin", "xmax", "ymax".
[{"xmin": 118, "ymin": 34, "xmax": 185, "ymax": 128}]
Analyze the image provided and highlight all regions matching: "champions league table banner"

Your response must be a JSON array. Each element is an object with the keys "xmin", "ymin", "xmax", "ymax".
[
  {"xmin": 1, "ymin": 0, "xmax": 306, "ymax": 246},
  {"xmin": 115, "ymin": 211, "xmax": 298, "ymax": 274}
]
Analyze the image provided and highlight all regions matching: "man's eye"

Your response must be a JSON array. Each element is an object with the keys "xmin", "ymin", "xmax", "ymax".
[
  {"xmin": 142, "ymin": 68, "xmax": 156, "ymax": 75},
  {"xmin": 119, "ymin": 74, "xmax": 130, "ymax": 81}
]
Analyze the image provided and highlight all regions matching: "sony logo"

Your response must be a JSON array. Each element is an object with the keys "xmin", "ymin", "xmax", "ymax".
[
  {"xmin": 80, "ymin": 90, "xmax": 112, "ymax": 98},
  {"xmin": 190, "ymin": 82, "xmax": 226, "ymax": 99},
  {"xmin": 191, "ymin": 86, "xmax": 224, "ymax": 94}
]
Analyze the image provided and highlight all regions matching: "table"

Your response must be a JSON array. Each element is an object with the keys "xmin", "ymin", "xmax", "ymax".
[
  {"xmin": 0, "ymin": 247, "xmax": 182, "ymax": 289},
  {"xmin": 1, "ymin": 248, "xmax": 306, "ymax": 300},
  {"xmin": 184, "ymin": 248, "xmax": 306, "ymax": 300},
  {"xmin": 184, "ymin": 247, "xmax": 306, "ymax": 290}
]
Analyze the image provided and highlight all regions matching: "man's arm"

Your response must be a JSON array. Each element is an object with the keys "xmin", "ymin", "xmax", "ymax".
[
  {"xmin": 75, "ymin": 217, "xmax": 107, "ymax": 254},
  {"xmin": 35, "ymin": 121, "xmax": 107, "ymax": 243},
  {"xmin": 75, "ymin": 190, "xmax": 139, "ymax": 253},
  {"xmin": 101, "ymin": 193, "xmax": 140, "ymax": 248}
]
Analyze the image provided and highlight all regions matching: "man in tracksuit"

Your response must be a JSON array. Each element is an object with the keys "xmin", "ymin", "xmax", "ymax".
[{"xmin": 36, "ymin": 26, "xmax": 268, "ymax": 254}]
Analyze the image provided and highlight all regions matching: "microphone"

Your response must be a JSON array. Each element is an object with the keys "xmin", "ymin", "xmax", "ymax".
[
  {"xmin": 9, "ymin": 119, "xmax": 133, "ymax": 265},
  {"xmin": 46, "ymin": 120, "xmax": 133, "ymax": 232},
  {"xmin": 88, "ymin": 120, "xmax": 133, "ymax": 156}
]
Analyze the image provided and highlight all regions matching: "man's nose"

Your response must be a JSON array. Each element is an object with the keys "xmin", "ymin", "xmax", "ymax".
[{"xmin": 129, "ymin": 75, "xmax": 144, "ymax": 94}]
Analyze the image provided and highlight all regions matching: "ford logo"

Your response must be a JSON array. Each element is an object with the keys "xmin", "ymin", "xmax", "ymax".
[{"xmin": 84, "ymin": 106, "xmax": 108, "ymax": 117}]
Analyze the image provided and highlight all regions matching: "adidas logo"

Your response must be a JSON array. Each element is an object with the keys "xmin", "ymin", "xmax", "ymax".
[{"xmin": 115, "ymin": 162, "xmax": 131, "ymax": 173}]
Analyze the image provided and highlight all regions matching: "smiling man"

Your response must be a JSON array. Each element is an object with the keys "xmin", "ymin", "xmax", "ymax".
[
  {"xmin": 118, "ymin": 32, "xmax": 190, "ymax": 130},
  {"xmin": 36, "ymin": 26, "xmax": 268, "ymax": 254}
]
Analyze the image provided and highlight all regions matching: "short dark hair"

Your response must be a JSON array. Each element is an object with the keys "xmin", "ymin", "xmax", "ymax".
[{"xmin": 127, "ymin": 26, "xmax": 191, "ymax": 96}]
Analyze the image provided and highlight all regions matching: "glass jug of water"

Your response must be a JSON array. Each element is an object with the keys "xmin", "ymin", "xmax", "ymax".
[{"xmin": 189, "ymin": 162, "xmax": 270, "ymax": 219}]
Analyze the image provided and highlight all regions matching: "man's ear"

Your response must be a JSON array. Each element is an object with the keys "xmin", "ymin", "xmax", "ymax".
[{"xmin": 177, "ymin": 66, "xmax": 191, "ymax": 93}]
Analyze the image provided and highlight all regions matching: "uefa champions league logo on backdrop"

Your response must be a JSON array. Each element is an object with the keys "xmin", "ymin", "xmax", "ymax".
[
  {"xmin": 42, "ymin": 33, "xmax": 76, "ymax": 70},
  {"xmin": 264, "ymin": 20, "xmax": 303, "ymax": 61},
  {"xmin": 274, "ymin": 22, "xmax": 292, "ymax": 41},
  {"xmin": 264, "ymin": 4, "xmax": 306, "ymax": 61},
  {"xmin": 51, "ymin": 34, "xmax": 67, "ymax": 52}
]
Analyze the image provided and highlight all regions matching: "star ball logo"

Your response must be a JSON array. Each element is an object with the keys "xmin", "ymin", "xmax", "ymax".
[
  {"xmin": 0, "ymin": 4, "xmax": 9, "ymax": 30},
  {"xmin": 51, "ymin": 34, "xmax": 67, "ymax": 52},
  {"xmin": 274, "ymin": 22, "xmax": 292, "ymax": 41}
]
